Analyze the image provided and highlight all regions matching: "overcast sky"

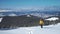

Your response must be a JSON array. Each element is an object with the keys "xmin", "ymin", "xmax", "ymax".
[{"xmin": 0, "ymin": 0, "xmax": 60, "ymax": 9}]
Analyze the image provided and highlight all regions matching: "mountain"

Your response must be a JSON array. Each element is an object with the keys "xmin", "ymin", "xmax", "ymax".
[{"xmin": 0, "ymin": 15, "xmax": 60, "ymax": 30}]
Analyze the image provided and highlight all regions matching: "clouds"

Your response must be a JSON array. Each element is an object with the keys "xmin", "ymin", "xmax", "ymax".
[
  {"xmin": 0, "ymin": 6, "xmax": 60, "ymax": 12},
  {"xmin": 0, "ymin": 9, "xmax": 13, "ymax": 12},
  {"xmin": 8, "ymin": 13, "xmax": 17, "ymax": 16},
  {"xmin": 0, "ymin": 8, "xmax": 60, "ymax": 17}
]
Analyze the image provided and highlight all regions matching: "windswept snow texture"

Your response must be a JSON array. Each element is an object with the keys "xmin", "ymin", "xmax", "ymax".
[{"xmin": 0, "ymin": 23, "xmax": 60, "ymax": 34}]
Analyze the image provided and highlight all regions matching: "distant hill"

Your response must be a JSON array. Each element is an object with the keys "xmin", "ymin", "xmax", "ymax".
[
  {"xmin": 0, "ymin": 15, "xmax": 41, "ymax": 29},
  {"xmin": 0, "ymin": 15, "xmax": 60, "ymax": 29}
]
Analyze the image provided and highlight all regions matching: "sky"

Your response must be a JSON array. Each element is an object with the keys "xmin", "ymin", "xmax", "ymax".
[{"xmin": 0, "ymin": 0, "xmax": 60, "ymax": 9}]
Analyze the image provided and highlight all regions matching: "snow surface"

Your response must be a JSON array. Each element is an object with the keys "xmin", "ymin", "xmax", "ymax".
[
  {"xmin": 45, "ymin": 17, "xmax": 59, "ymax": 21},
  {"xmin": 27, "ymin": 15, "xmax": 31, "ymax": 17},
  {"xmin": 0, "ymin": 18, "xmax": 3, "ymax": 22},
  {"xmin": 0, "ymin": 23, "xmax": 60, "ymax": 34}
]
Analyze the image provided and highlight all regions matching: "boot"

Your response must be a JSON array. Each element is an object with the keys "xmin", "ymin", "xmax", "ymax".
[{"xmin": 41, "ymin": 25, "xmax": 43, "ymax": 28}]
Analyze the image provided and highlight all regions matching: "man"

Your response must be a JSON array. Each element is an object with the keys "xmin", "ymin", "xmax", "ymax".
[{"xmin": 39, "ymin": 19, "xmax": 44, "ymax": 28}]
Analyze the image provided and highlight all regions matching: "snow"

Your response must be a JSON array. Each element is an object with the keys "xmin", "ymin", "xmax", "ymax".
[
  {"xmin": 27, "ymin": 15, "xmax": 31, "ymax": 17},
  {"xmin": 0, "ymin": 18, "xmax": 3, "ymax": 22},
  {"xmin": 0, "ymin": 23, "xmax": 60, "ymax": 34},
  {"xmin": 45, "ymin": 17, "xmax": 59, "ymax": 21}
]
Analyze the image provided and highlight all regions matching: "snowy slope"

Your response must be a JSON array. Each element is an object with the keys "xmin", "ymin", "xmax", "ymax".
[
  {"xmin": 0, "ymin": 23, "xmax": 60, "ymax": 34},
  {"xmin": 45, "ymin": 17, "xmax": 59, "ymax": 21}
]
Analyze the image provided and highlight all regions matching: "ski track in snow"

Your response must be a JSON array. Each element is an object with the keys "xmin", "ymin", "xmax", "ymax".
[{"xmin": 0, "ymin": 23, "xmax": 60, "ymax": 34}]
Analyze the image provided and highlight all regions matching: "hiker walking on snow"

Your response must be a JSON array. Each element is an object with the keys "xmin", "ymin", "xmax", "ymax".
[{"xmin": 39, "ymin": 19, "xmax": 44, "ymax": 28}]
